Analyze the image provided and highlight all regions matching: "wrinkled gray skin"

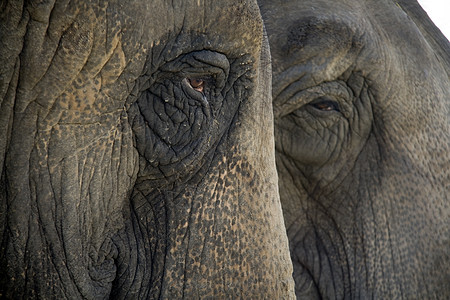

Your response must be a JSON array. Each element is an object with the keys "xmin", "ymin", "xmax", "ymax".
[
  {"xmin": 0, "ymin": 0, "xmax": 295, "ymax": 298},
  {"xmin": 260, "ymin": 0, "xmax": 450, "ymax": 298}
]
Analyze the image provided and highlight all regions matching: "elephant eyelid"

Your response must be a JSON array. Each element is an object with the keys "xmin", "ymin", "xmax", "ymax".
[
  {"xmin": 309, "ymin": 98, "xmax": 341, "ymax": 112},
  {"xmin": 185, "ymin": 75, "xmax": 217, "ymax": 93}
]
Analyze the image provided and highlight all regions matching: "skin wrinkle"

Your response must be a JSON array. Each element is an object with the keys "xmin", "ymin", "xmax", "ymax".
[
  {"xmin": 98, "ymin": 37, "xmax": 124, "ymax": 93},
  {"xmin": 23, "ymin": 7, "xmax": 58, "ymax": 92},
  {"xmin": 35, "ymin": 16, "xmax": 94, "ymax": 117},
  {"xmin": 361, "ymin": 177, "xmax": 375, "ymax": 295},
  {"xmin": 279, "ymin": 162, "xmax": 304, "ymax": 231},
  {"xmin": 127, "ymin": 200, "xmax": 144, "ymax": 298},
  {"xmin": 180, "ymin": 187, "xmax": 198, "ymax": 297}
]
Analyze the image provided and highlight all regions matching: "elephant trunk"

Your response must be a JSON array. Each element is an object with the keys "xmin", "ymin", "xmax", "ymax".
[
  {"xmin": 113, "ymin": 145, "xmax": 292, "ymax": 298},
  {"xmin": 111, "ymin": 36, "xmax": 294, "ymax": 298}
]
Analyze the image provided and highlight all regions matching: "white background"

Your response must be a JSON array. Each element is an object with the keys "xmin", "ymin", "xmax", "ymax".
[{"xmin": 418, "ymin": 0, "xmax": 450, "ymax": 40}]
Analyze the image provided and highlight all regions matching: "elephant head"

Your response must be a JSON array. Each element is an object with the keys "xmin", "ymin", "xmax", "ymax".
[
  {"xmin": 259, "ymin": 0, "xmax": 450, "ymax": 298},
  {"xmin": 0, "ymin": 0, "xmax": 294, "ymax": 298}
]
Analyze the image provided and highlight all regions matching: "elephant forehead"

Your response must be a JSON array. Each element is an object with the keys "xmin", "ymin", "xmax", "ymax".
[
  {"xmin": 20, "ymin": 0, "xmax": 264, "ymax": 127},
  {"xmin": 105, "ymin": 0, "xmax": 263, "ymax": 58},
  {"xmin": 262, "ymin": 0, "xmax": 440, "ymax": 68},
  {"xmin": 60, "ymin": 0, "xmax": 263, "ymax": 79},
  {"xmin": 261, "ymin": 1, "xmax": 367, "ymax": 76}
]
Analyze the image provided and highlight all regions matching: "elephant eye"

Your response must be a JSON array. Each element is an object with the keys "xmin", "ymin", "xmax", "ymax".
[
  {"xmin": 310, "ymin": 98, "xmax": 340, "ymax": 112},
  {"xmin": 187, "ymin": 78, "xmax": 206, "ymax": 93}
]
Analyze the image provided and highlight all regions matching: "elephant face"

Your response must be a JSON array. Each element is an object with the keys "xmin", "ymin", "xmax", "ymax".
[
  {"xmin": 260, "ymin": 0, "xmax": 450, "ymax": 298},
  {"xmin": 0, "ymin": 1, "xmax": 294, "ymax": 298}
]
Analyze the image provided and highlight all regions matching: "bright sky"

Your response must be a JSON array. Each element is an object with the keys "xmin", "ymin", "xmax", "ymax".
[{"xmin": 417, "ymin": 0, "xmax": 450, "ymax": 40}]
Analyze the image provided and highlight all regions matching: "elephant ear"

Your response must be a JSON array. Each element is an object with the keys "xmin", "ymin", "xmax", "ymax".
[{"xmin": 395, "ymin": 0, "xmax": 450, "ymax": 75}]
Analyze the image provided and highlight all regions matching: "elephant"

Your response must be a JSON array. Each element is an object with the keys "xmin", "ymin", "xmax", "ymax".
[
  {"xmin": 0, "ymin": 0, "xmax": 295, "ymax": 298},
  {"xmin": 259, "ymin": 0, "xmax": 450, "ymax": 298}
]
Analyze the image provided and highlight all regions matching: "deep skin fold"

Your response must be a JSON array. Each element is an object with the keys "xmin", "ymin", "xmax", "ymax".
[
  {"xmin": 0, "ymin": 0, "xmax": 295, "ymax": 298},
  {"xmin": 259, "ymin": 0, "xmax": 450, "ymax": 298}
]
